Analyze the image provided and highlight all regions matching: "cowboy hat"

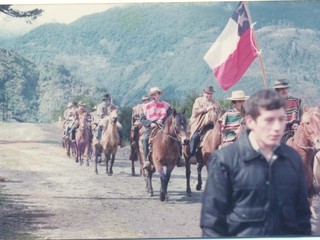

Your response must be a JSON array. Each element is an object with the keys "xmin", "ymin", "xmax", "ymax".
[
  {"xmin": 203, "ymin": 86, "xmax": 215, "ymax": 94},
  {"xmin": 66, "ymin": 103, "xmax": 72, "ymax": 108},
  {"xmin": 273, "ymin": 78, "xmax": 290, "ymax": 89},
  {"xmin": 92, "ymin": 105, "xmax": 97, "ymax": 110},
  {"xmin": 103, "ymin": 94, "xmax": 111, "ymax": 100},
  {"xmin": 149, "ymin": 87, "xmax": 163, "ymax": 95},
  {"xmin": 141, "ymin": 95, "xmax": 150, "ymax": 101},
  {"xmin": 226, "ymin": 90, "xmax": 249, "ymax": 101}
]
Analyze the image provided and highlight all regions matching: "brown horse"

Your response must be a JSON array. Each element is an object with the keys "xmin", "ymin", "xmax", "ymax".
[
  {"xmin": 144, "ymin": 109, "xmax": 189, "ymax": 201},
  {"xmin": 95, "ymin": 110, "xmax": 120, "ymax": 175},
  {"xmin": 286, "ymin": 107, "xmax": 320, "ymax": 219},
  {"xmin": 75, "ymin": 114, "xmax": 90, "ymax": 166},
  {"xmin": 183, "ymin": 118, "xmax": 223, "ymax": 196}
]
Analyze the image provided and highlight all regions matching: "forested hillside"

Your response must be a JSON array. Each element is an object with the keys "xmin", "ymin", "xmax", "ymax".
[{"xmin": 1, "ymin": 2, "xmax": 320, "ymax": 123}]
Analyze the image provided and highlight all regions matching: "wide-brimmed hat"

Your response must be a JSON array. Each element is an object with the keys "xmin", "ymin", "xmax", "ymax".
[
  {"xmin": 78, "ymin": 101, "xmax": 86, "ymax": 107},
  {"xmin": 66, "ymin": 103, "xmax": 72, "ymax": 108},
  {"xmin": 226, "ymin": 90, "xmax": 249, "ymax": 101},
  {"xmin": 141, "ymin": 95, "xmax": 150, "ymax": 101},
  {"xmin": 203, "ymin": 86, "xmax": 215, "ymax": 94},
  {"xmin": 103, "ymin": 94, "xmax": 111, "ymax": 100},
  {"xmin": 149, "ymin": 87, "xmax": 163, "ymax": 95},
  {"xmin": 92, "ymin": 105, "xmax": 97, "ymax": 110},
  {"xmin": 274, "ymin": 79, "xmax": 290, "ymax": 89}
]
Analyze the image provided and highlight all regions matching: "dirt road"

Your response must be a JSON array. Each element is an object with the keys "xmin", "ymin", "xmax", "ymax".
[
  {"xmin": 1, "ymin": 123, "xmax": 320, "ymax": 239},
  {"xmin": 0, "ymin": 122, "xmax": 204, "ymax": 239}
]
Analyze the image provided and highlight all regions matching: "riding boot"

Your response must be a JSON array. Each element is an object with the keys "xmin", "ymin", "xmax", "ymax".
[
  {"xmin": 143, "ymin": 138, "xmax": 149, "ymax": 162},
  {"xmin": 118, "ymin": 128, "xmax": 125, "ymax": 148},
  {"xmin": 96, "ymin": 126, "xmax": 102, "ymax": 143},
  {"xmin": 71, "ymin": 128, "xmax": 76, "ymax": 143}
]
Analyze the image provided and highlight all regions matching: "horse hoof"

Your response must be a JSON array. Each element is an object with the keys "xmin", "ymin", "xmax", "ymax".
[
  {"xmin": 196, "ymin": 184, "xmax": 202, "ymax": 191},
  {"xmin": 149, "ymin": 192, "xmax": 153, "ymax": 197},
  {"xmin": 186, "ymin": 191, "xmax": 192, "ymax": 197},
  {"xmin": 160, "ymin": 193, "xmax": 166, "ymax": 202}
]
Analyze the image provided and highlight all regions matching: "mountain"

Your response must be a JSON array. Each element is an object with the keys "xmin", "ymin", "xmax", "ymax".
[{"xmin": 1, "ymin": 2, "xmax": 320, "ymax": 122}]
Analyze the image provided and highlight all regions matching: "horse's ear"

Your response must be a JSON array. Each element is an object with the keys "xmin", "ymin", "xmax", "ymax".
[{"xmin": 172, "ymin": 108, "xmax": 177, "ymax": 117}]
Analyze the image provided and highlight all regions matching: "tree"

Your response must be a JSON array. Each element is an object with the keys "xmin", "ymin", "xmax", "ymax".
[{"xmin": 0, "ymin": 5, "xmax": 43, "ymax": 23}]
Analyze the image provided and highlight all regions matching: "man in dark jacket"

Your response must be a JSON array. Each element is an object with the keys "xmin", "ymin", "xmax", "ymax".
[{"xmin": 200, "ymin": 89, "xmax": 311, "ymax": 237}]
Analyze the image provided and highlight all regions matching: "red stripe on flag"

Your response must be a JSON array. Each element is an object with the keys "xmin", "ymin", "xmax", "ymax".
[{"xmin": 213, "ymin": 29, "xmax": 257, "ymax": 90}]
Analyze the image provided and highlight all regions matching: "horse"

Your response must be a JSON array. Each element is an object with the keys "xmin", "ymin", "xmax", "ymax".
[
  {"xmin": 129, "ymin": 125, "xmax": 146, "ymax": 177},
  {"xmin": 144, "ymin": 109, "xmax": 189, "ymax": 201},
  {"xmin": 183, "ymin": 118, "xmax": 223, "ymax": 196},
  {"xmin": 75, "ymin": 114, "xmax": 90, "ymax": 166},
  {"xmin": 286, "ymin": 107, "xmax": 320, "ymax": 219},
  {"xmin": 129, "ymin": 104, "xmax": 149, "ymax": 177},
  {"xmin": 95, "ymin": 109, "xmax": 120, "ymax": 175}
]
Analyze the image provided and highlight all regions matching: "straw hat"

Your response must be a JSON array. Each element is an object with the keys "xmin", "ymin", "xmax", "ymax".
[
  {"xmin": 226, "ymin": 90, "xmax": 249, "ymax": 101},
  {"xmin": 141, "ymin": 95, "xmax": 150, "ymax": 101},
  {"xmin": 92, "ymin": 105, "xmax": 97, "ymax": 111},
  {"xmin": 149, "ymin": 87, "xmax": 163, "ymax": 95},
  {"xmin": 66, "ymin": 103, "xmax": 72, "ymax": 108},
  {"xmin": 273, "ymin": 79, "xmax": 290, "ymax": 89},
  {"xmin": 203, "ymin": 86, "xmax": 215, "ymax": 94}
]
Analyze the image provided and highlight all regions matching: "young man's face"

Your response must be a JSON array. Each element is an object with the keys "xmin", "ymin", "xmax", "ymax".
[{"xmin": 246, "ymin": 107, "xmax": 286, "ymax": 150}]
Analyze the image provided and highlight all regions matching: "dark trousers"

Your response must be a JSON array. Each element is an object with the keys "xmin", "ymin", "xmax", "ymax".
[{"xmin": 143, "ymin": 127, "xmax": 153, "ymax": 161}]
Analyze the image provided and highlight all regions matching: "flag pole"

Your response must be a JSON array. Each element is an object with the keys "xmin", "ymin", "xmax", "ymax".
[{"xmin": 243, "ymin": 1, "xmax": 268, "ymax": 89}]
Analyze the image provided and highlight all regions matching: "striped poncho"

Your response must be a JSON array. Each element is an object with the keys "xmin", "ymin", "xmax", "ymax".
[
  {"xmin": 219, "ymin": 109, "xmax": 242, "ymax": 143},
  {"xmin": 284, "ymin": 96, "xmax": 301, "ymax": 124}
]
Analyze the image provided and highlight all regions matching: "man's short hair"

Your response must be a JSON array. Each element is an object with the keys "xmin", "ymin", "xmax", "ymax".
[{"xmin": 244, "ymin": 89, "xmax": 284, "ymax": 120}]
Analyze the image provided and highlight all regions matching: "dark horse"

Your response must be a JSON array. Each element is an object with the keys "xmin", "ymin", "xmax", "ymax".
[
  {"xmin": 286, "ymin": 107, "xmax": 320, "ymax": 219},
  {"xmin": 144, "ymin": 109, "xmax": 189, "ymax": 201}
]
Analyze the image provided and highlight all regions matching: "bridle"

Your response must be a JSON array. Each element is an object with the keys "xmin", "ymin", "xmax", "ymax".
[
  {"xmin": 157, "ymin": 115, "xmax": 185, "ymax": 143},
  {"xmin": 293, "ymin": 121, "xmax": 316, "ymax": 151}
]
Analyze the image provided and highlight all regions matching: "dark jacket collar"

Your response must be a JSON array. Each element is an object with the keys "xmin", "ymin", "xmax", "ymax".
[{"xmin": 237, "ymin": 130, "xmax": 288, "ymax": 162}]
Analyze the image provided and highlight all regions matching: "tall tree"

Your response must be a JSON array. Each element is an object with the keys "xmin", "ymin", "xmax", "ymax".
[{"xmin": 0, "ymin": 5, "xmax": 43, "ymax": 23}]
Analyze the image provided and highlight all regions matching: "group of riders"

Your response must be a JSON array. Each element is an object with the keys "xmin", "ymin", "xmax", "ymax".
[{"xmin": 62, "ymin": 78, "xmax": 301, "ymax": 165}]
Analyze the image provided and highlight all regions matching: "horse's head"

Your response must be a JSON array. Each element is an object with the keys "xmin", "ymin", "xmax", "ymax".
[
  {"xmin": 172, "ymin": 109, "xmax": 189, "ymax": 146},
  {"xmin": 300, "ymin": 107, "xmax": 320, "ymax": 150},
  {"xmin": 108, "ymin": 109, "xmax": 118, "ymax": 124}
]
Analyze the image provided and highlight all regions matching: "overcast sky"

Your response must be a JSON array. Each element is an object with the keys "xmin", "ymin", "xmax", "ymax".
[{"xmin": 0, "ymin": 4, "xmax": 122, "ymax": 37}]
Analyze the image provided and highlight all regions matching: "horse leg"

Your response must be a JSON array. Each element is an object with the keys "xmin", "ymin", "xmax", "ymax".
[
  {"xmin": 196, "ymin": 162, "xmax": 204, "ymax": 191},
  {"xmin": 146, "ymin": 169, "xmax": 153, "ymax": 197},
  {"xmin": 310, "ymin": 197, "xmax": 318, "ymax": 220},
  {"xmin": 131, "ymin": 158, "xmax": 135, "ymax": 176},
  {"xmin": 185, "ymin": 156, "xmax": 192, "ymax": 196},
  {"xmin": 109, "ymin": 153, "xmax": 115, "ymax": 176},
  {"xmin": 160, "ymin": 166, "xmax": 174, "ymax": 202},
  {"xmin": 94, "ymin": 153, "xmax": 99, "ymax": 174}
]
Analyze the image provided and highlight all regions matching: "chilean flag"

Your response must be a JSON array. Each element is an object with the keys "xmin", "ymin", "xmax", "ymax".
[{"xmin": 204, "ymin": 1, "xmax": 258, "ymax": 90}]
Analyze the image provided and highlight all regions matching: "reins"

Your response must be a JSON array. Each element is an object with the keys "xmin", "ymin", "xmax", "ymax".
[
  {"xmin": 156, "ymin": 116, "xmax": 182, "ymax": 143},
  {"xmin": 292, "ymin": 123, "xmax": 315, "ymax": 151}
]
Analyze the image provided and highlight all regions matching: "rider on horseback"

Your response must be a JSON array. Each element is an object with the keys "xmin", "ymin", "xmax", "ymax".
[
  {"xmin": 189, "ymin": 86, "xmax": 222, "ymax": 157},
  {"xmin": 140, "ymin": 87, "xmax": 184, "ymax": 166},
  {"xmin": 70, "ymin": 101, "xmax": 89, "ymax": 142},
  {"xmin": 96, "ymin": 94, "xmax": 125, "ymax": 148},
  {"xmin": 64, "ymin": 101, "xmax": 78, "ymax": 139},
  {"xmin": 274, "ymin": 79, "xmax": 302, "ymax": 142},
  {"xmin": 219, "ymin": 90, "xmax": 248, "ymax": 147}
]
